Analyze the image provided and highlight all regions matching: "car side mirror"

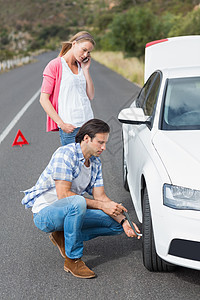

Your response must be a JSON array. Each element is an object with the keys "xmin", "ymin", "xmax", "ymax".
[{"xmin": 118, "ymin": 107, "xmax": 151, "ymax": 125}]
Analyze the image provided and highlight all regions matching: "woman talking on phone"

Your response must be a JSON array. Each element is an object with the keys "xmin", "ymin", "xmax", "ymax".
[{"xmin": 40, "ymin": 31, "xmax": 95, "ymax": 145}]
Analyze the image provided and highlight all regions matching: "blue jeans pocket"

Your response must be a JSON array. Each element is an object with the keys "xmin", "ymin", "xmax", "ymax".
[{"xmin": 59, "ymin": 128, "xmax": 80, "ymax": 146}]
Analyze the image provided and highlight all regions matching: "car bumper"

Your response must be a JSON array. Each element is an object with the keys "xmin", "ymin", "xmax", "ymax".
[{"xmin": 153, "ymin": 207, "xmax": 200, "ymax": 270}]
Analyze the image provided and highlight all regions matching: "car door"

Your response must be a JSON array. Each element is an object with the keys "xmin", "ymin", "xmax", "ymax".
[{"xmin": 127, "ymin": 72, "xmax": 162, "ymax": 215}]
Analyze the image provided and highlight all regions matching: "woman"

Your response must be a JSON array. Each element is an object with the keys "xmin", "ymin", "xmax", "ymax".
[{"xmin": 40, "ymin": 31, "xmax": 95, "ymax": 145}]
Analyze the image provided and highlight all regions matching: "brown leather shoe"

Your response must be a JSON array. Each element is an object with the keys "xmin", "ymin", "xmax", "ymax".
[
  {"xmin": 64, "ymin": 257, "xmax": 96, "ymax": 279},
  {"xmin": 49, "ymin": 231, "xmax": 66, "ymax": 258}
]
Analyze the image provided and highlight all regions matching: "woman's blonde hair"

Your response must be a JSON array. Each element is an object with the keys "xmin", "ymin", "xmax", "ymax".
[{"xmin": 59, "ymin": 31, "xmax": 95, "ymax": 57}]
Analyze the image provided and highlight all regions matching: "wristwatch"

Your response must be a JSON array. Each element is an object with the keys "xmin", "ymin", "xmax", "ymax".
[{"xmin": 120, "ymin": 217, "xmax": 127, "ymax": 226}]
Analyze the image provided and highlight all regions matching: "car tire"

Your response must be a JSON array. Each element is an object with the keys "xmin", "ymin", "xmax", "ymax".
[
  {"xmin": 123, "ymin": 146, "xmax": 129, "ymax": 191},
  {"xmin": 142, "ymin": 186, "xmax": 175, "ymax": 272}
]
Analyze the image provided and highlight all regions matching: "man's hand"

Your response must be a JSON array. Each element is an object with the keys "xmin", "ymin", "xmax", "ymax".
[
  {"xmin": 101, "ymin": 201, "xmax": 127, "ymax": 217},
  {"xmin": 122, "ymin": 220, "xmax": 141, "ymax": 239}
]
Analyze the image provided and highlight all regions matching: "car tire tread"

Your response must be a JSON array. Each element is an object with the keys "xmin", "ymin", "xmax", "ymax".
[{"xmin": 142, "ymin": 186, "xmax": 175, "ymax": 272}]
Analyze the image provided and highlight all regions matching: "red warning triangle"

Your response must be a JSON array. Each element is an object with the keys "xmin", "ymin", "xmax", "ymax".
[{"xmin": 12, "ymin": 130, "xmax": 29, "ymax": 147}]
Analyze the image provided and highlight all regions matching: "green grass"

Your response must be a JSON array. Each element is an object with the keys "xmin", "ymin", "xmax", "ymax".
[{"xmin": 92, "ymin": 51, "xmax": 144, "ymax": 86}]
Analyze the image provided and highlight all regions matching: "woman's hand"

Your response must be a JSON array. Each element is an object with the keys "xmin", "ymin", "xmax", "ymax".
[
  {"xmin": 60, "ymin": 123, "xmax": 76, "ymax": 133},
  {"xmin": 122, "ymin": 220, "xmax": 141, "ymax": 239},
  {"xmin": 81, "ymin": 56, "xmax": 91, "ymax": 70},
  {"xmin": 81, "ymin": 56, "xmax": 95, "ymax": 100}
]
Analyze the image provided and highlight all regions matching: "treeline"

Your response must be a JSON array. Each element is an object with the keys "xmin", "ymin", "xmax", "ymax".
[
  {"xmin": 93, "ymin": 1, "xmax": 200, "ymax": 57},
  {"xmin": 1, "ymin": 0, "xmax": 200, "ymax": 61}
]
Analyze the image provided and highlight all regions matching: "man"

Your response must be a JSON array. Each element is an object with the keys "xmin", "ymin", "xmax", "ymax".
[{"xmin": 22, "ymin": 119, "xmax": 140, "ymax": 279}]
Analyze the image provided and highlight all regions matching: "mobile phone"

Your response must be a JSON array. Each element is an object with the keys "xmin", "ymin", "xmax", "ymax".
[{"xmin": 82, "ymin": 57, "xmax": 89, "ymax": 63}]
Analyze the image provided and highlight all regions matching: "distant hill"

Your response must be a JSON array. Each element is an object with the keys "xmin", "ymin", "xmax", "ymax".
[
  {"xmin": 0, "ymin": 0, "xmax": 98, "ymax": 59},
  {"xmin": 0, "ymin": 0, "xmax": 199, "ymax": 60},
  {"xmin": 0, "ymin": 0, "xmax": 89, "ymax": 28}
]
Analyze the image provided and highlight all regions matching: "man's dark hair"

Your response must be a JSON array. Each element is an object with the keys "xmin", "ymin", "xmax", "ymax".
[{"xmin": 75, "ymin": 119, "xmax": 110, "ymax": 143}]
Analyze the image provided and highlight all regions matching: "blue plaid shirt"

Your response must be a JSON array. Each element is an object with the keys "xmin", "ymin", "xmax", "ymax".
[{"xmin": 21, "ymin": 143, "xmax": 104, "ymax": 208}]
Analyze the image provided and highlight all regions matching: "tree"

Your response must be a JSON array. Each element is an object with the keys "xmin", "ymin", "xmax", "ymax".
[
  {"xmin": 103, "ymin": 7, "xmax": 163, "ymax": 56},
  {"xmin": 169, "ymin": 8, "xmax": 200, "ymax": 36}
]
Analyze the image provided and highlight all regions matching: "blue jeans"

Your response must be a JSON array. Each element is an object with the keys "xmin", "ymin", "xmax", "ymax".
[
  {"xmin": 59, "ymin": 127, "xmax": 80, "ymax": 146},
  {"xmin": 33, "ymin": 195, "xmax": 124, "ymax": 259}
]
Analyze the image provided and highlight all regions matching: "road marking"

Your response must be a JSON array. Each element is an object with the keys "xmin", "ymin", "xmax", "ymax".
[{"xmin": 0, "ymin": 88, "xmax": 41, "ymax": 144}]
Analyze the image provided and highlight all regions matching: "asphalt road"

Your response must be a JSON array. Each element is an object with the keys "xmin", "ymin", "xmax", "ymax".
[{"xmin": 0, "ymin": 52, "xmax": 199, "ymax": 300}]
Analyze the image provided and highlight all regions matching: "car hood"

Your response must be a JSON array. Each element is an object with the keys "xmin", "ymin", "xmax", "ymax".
[{"xmin": 152, "ymin": 130, "xmax": 200, "ymax": 189}]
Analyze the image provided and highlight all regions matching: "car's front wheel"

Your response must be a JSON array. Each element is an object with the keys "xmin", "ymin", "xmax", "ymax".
[{"xmin": 142, "ymin": 186, "xmax": 175, "ymax": 272}]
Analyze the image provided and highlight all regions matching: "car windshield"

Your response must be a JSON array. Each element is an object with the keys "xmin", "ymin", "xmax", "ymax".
[{"xmin": 162, "ymin": 77, "xmax": 200, "ymax": 130}]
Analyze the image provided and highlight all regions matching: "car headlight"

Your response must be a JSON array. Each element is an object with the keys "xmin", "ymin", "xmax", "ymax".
[{"xmin": 163, "ymin": 184, "xmax": 200, "ymax": 211}]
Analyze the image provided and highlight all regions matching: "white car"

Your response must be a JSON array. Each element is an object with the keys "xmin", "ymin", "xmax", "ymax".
[{"xmin": 118, "ymin": 38, "xmax": 200, "ymax": 272}]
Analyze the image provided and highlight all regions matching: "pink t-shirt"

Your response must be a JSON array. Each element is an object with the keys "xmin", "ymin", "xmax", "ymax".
[{"xmin": 41, "ymin": 57, "xmax": 62, "ymax": 132}]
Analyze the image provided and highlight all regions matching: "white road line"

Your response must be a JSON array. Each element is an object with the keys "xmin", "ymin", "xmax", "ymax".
[{"xmin": 0, "ymin": 88, "xmax": 41, "ymax": 144}]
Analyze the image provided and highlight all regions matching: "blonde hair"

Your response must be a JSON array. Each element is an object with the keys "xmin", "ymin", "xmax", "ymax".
[{"xmin": 59, "ymin": 31, "xmax": 95, "ymax": 57}]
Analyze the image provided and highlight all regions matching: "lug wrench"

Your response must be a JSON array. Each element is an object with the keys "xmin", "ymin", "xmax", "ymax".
[{"xmin": 123, "ymin": 211, "xmax": 142, "ymax": 237}]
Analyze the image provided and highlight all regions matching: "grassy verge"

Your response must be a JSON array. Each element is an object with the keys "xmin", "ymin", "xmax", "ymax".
[{"xmin": 92, "ymin": 51, "xmax": 144, "ymax": 86}]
